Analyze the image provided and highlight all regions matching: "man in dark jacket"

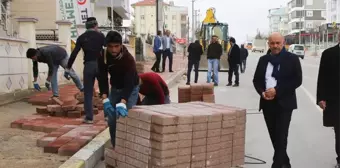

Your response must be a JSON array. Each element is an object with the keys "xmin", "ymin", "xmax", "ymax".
[
  {"xmin": 26, "ymin": 45, "xmax": 83, "ymax": 97},
  {"xmin": 67, "ymin": 17, "xmax": 106, "ymax": 124},
  {"xmin": 207, "ymin": 35, "xmax": 223, "ymax": 86},
  {"xmin": 239, "ymin": 44, "xmax": 249, "ymax": 73},
  {"xmin": 98, "ymin": 31, "xmax": 140, "ymax": 148},
  {"xmin": 227, "ymin": 37, "xmax": 241, "ymax": 87},
  {"xmin": 253, "ymin": 32, "xmax": 302, "ymax": 168},
  {"xmin": 186, "ymin": 40, "xmax": 203, "ymax": 85},
  {"xmin": 317, "ymin": 32, "xmax": 339, "ymax": 168}
]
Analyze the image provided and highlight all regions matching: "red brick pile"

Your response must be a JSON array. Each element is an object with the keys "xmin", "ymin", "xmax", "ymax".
[
  {"xmin": 10, "ymin": 113, "xmax": 107, "ymax": 156},
  {"xmin": 178, "ymin": 83, "xmax": 215, "ymax": 103},
  {"xmin": 104, "ymin": 102, "xmax": 246, "ymax": 168},
  {"xmin": 29, "ymin": 85, "xmax": 103, "ymax": 119}
]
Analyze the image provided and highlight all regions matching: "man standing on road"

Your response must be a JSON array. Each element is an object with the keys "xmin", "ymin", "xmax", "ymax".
[
  {"xmin": 186, "ymin": 40, "xmax": 203, "ymax": 85},
  {"xmin": 227, "ymin": 37, "xmax": 241, "ymax": 87},
  {"xmin": 316, "ymin": 32, "xmax": 339, "ymax": 168},
  {"xmin": 98, "ymin": 31, "xmax": 140, "ymax": 147},
  {"xmin": 239, "ymin": 44, "xmax": 249, "ymax": 73},
  {"xmin": 207, "ymin": 35, "xmax": 223, "ymax": 86},
  {"xmin": 67, "ymin": 17, "xmax": 106, "ymax": 124},
  {"xmin": 162, "ymin": 30, "xmax": 175, "ymax": 72},
  {"xmin": 26, "ymin": 45, "xmax": 83, "ymax": 97},
  {"xmin": 253, "ymin": 32, "xmax": 302, "ymax": 168},
  {"xmin": 151, "ymin": 30, "xmax": 163, "ymax": 73}
]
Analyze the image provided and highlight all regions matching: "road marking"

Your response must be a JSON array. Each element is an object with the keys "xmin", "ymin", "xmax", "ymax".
[{"xmin": 300, "ymin": 85, "xmax": 322, "ymax": 113}]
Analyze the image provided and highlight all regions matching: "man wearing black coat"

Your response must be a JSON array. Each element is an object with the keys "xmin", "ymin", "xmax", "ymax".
[
  {"xmin": 253, "ymin": 32, "xmax": 302, "ymax": 168},
  {"xmin": 186, "ymin": 40, "xmax": 203, "ymax": 85},
  {"xmin": 227, "ymin": 37, "xmax": 241, "ymax": 86},
  {"xmin": 317, "ymin": 32, "xmax": 340, "ymax": 168},
  {"xmin": 240, "ymin": 44, "xmax": 249, "ymax": 73}
]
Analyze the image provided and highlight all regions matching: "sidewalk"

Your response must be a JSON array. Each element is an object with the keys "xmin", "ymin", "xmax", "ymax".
[{"xmin": 7, "ymin": 52, "xmax": 187, "ymax": 162}]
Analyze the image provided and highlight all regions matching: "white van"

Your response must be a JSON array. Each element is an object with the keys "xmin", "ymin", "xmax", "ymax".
[{"xmin": 288, "ymin": 44, "xmax": 305, "ymax": 59}]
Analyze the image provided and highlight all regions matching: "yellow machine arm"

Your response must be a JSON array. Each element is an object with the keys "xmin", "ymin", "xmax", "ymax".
[{"xmin": 202, "ymin": 8, "xmax": 217, "ymax": 24}]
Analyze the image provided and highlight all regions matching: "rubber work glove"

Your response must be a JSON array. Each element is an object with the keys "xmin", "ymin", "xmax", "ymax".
[
  {"xmin": 103, "ymin": 98, "xmax": 117, "ymax": 118},
  {"xmin": 45, "ymin": 81, "xmax": 51, "ymax": 91},
  {"xmin": 33, "ymin": 81, "xmax": 41, "ymax": 91},
  {"xmin": 64, "ymin": 69, "xmax": 71, "ymax": 80},
  {"xmin": 116, "ymin": 103, "xmax": 128, "ymax": 117}
]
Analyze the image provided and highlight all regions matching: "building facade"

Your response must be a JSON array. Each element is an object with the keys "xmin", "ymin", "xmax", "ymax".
[
  {"xmin": 287, "ymin": 0, "xmax": 326, "ymax": 34},
  {"xmin": 325, "ymin": 0, "xmax": 340, "ymax": 23},
  {"xmin": 268, "ymin": 7, "xmax": 287, "ymax": 34},
  {"xmin": 4, "ymin": 0, "xmax": 129, "ymax": 39},
  {"xmin": 132, "ymin": 0, "xmax": 188, "ymax": 38}
]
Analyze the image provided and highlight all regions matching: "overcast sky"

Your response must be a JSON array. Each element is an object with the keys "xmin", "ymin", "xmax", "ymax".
[{"xmin": 129, "ymin": 0, "xmax": 290, "ymax": 43}]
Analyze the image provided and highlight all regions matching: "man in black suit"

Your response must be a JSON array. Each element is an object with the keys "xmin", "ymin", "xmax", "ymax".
[
  {"xmin": 227, "ymin": 37, "xmax": 241, "ymax": 87},
  {"xmin": 240, "ymin": 44, "xmax": 249, "ymax": 73},
  {"xmin": 253, "ymin": 32, "xmax": 302, "ymax": 168},
  {"xmin": 317, "ymin": 32, "xmax": 339, "ymax": 168}
]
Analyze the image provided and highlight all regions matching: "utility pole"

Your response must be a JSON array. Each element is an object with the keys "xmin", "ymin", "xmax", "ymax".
[
  {"xmin": 156, "ymin": 0, "xmax": 159, "ymax": 33},
  {"xmin": 191, "ymin": 0, "xmax": 195, "ymax": 42},
  {"xmin": 111, "ymin": 0, "xmax": 114, "ymax": 30}
]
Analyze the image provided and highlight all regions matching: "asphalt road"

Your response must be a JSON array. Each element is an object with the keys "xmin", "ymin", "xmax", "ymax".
[{"xmin": 169, "ymin": 52, "xmax": 337, "ymax": 168}]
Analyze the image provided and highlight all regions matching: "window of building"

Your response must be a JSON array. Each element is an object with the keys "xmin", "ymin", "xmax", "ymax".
[
  {"xmin": 331, "ymin": 0, "xmax": 337, "ymax": 11},
  {"xmin": 306, "ymin": 11, "xmax": 313, "ymax": 17},
  {"xmin": 306, "ymin": 21, "xmax": 313, "ymax": 28},
  {"xmin": 332, "ymin": 15, "xmax": 337, "ymax": 22},
  {"xmin": 181, "ymin": 15, "xmax": 186, "ymax": 21},
  {"xmin": 141, "ymin": 15, "xmax": 145, "ymax": 20},
  {"xmin": 172, "ymin": 15, "xmax": 176, "ymax": 20},
  {"xmin": 306, "ymin": 0, "xmax": 313, "ymax": 5},
  {"xmin": 165, "ymin": 15, "xmax": 168, "ymax": 19}
]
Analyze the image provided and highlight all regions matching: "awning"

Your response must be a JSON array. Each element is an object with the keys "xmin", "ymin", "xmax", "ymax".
[{"xmin": 95, "ymin": 0, "xmax": 130, "ymax": 19}]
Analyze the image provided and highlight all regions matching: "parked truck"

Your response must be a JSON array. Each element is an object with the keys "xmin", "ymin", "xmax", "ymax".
[{"xmin": 251, "ymin": 39, "xmax": 267, "ymax": 53}]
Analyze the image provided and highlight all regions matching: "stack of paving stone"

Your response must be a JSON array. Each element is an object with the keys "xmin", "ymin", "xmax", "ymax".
[
  {"xmin": 104, "ymin": 102, "xmax": 246, "ymax": 168},
  {"xmin": 136, "ymin": 62, "xmax": 145, "ymax": 74},
  {"xmin": 35, "ymin": 89, "xmax": 103, "ymax": 118},
  {"xmin": 178, "ymin": 83, "xmax": 215, "ymax": 103}
]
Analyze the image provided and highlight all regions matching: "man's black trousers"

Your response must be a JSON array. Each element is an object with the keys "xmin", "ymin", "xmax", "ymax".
[
  {"xmin": 262, "ymin": 100, "xmax": 293, "ymax": 168},
  {"xmin": 152, "ymin": 51, "xmax": 162, "ymax": 71},
  {"xmin": 187, "ymin": 59, "xmax": 199, "ymax": 83},
  {"xmin": 162, "ymin": 49, "xmax": 173, "ymax": 72},
  {"xmin": 228, "ymin": 63, "xmax": 239, "ymax": 84}
]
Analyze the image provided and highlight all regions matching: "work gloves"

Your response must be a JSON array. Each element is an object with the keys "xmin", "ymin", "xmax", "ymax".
[
  {"xmin": 33, "ymin": 81, "xmax": 41, "ymax": 91},
  {"xmin": 102, "ymin": 98, "xmax": 129, "ymax": 119},
  {"xmin": 116, "ymin": 103, "xmax": 128, "ymax": 117},
  {"xmin": 64, "ymin": 69, "xmax": 71, "ymax": 80}
]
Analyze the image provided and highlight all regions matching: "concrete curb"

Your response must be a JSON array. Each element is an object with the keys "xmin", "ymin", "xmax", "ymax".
[{"xmin": 58, "ymin": 69, "xmax": 186, "ymax": 168}]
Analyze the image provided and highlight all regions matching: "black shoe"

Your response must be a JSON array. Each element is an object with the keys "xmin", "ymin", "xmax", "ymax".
[
  {"xmin": 233, "ymin": 84, "xmax": 239, "ymax": 87},
  {"xmin": 186, "ymin": 82, "xmax": 190, "ymax": 85},
  {"xmin": 169, "ymin": 70, "xmax": 174, "ymax": 73},
  {"xmin": 226, "ymin": 83, "xmax": 232, "ymax": 86},
  {"xmin": 335, "ymin": 163, "xmax": 340, "ymax": 168},
  {"xmin": 214, "ymin": 83, "xmax": 218, "ymax": 86}
]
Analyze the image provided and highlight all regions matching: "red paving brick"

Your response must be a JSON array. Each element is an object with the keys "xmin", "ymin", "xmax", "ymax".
[{"xmin": 11, "ymin": 54, "xmax": 186, "ymax": 157}]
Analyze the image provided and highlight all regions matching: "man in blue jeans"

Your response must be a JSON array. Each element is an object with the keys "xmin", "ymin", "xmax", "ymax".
[
  {"xmin": 67, "ymin": 17, "xmax": 106, "ymax": 124},
  {"xmin": 207, "ymin": 35, "xmax": 223, "ymax": 86},
  {"xmin": 26, "ymin": 45, "xmax": 83, "ymax": 97},
  {"xmin": 98, "ymin": 31, "xmax": 139, "ymax": 147}
]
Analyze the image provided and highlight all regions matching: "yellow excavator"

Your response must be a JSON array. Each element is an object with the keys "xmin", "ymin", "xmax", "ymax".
[{"xmin": 197, "ymin": 8, "xmax": 230, "ymax": 71}]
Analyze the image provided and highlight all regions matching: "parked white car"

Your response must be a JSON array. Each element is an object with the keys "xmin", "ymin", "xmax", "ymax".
[{"xmin": 288, "ymin": 44, "xmax": 305, "ymax": 59}]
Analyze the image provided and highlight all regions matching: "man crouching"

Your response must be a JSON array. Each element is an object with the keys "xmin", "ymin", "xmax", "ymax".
[{"xmin": 98, "ymin": 31, "xmax": 140, "ymax": 147}]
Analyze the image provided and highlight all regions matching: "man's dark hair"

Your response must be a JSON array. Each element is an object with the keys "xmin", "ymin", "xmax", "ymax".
[
  {"xmin": 106, "ymin": 31, "xmax": 122, "ymax": 44},
  {"xmin": 86, "ymin": 17, "xmax": 98, "ymax": 29},
  {"xmin": 194, "ymin": 40, "xmax": 200, "ymax": 44},
  {"xmin": 229, "ymin": 37, "xmax": 236, "ymax": 43},
  {"xmin": 157, "ymin": 30, "xmax": 162, "ymax": 36},
  {"xmin": 212, "ymin": 35, "xmax": 218, "ymax": 38},
  {"xmin": 26, "ymin": 48, "xmax": 38, "ymax": 58}
]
